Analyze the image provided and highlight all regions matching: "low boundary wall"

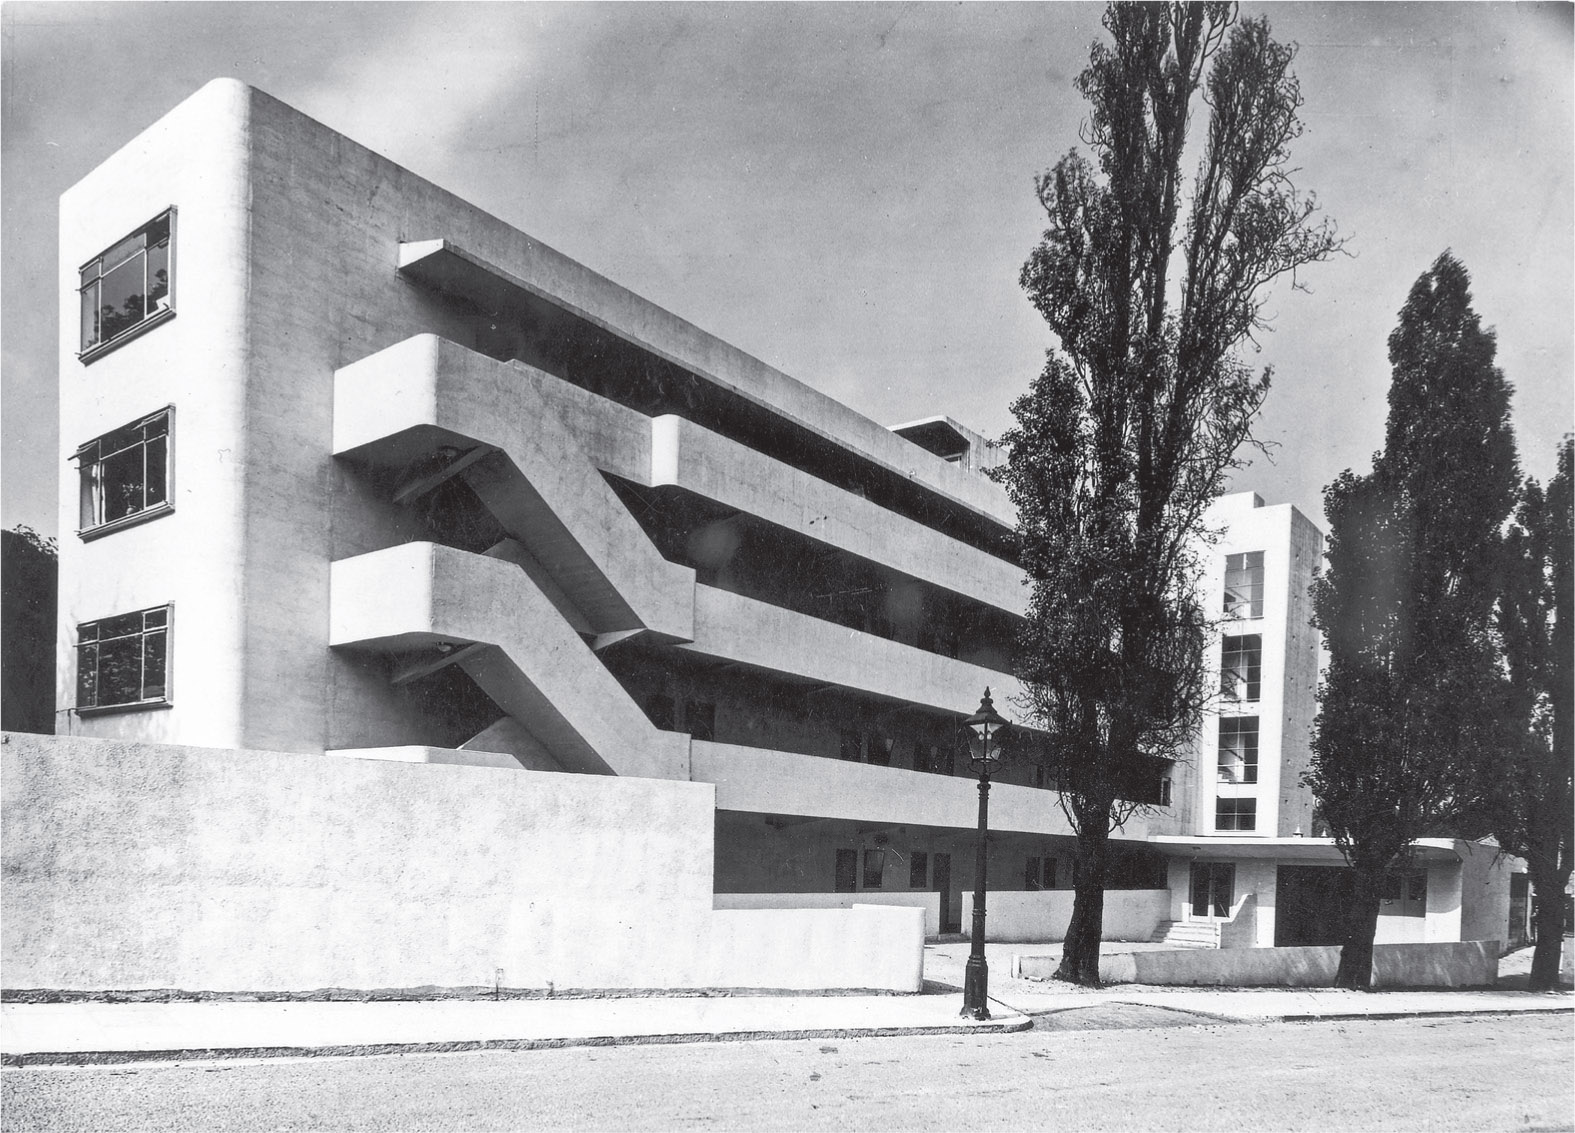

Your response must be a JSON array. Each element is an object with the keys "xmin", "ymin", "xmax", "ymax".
[
  {"xmin": 715, "ymin": 892, "xmax": 941, "ymax": 938},
  {"xmin": 963, "ymin": 889, "xmax": 1169, "ymax": 943},
  {"xmin": 2, "ymin": 735, "xmax": 922, "ymax": 994},
  {"xmin": 1015, "ymin": 940, "xmax": 1499, "ymax": 988}
]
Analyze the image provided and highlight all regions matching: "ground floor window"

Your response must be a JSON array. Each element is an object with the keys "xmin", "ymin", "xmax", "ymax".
[
  {"xmin": 862, "ymin": 848, "xmax": 885, "ymax": 889},
  {"xmin": 1024, "ymin": 856, "xmax": 1056, "ymax": 890},
  {"xmin": 76, "ymin": 604, "xmax": 170, "ymax": 712},
  {"xmin": 909, "ymin": 850, "xmax": 928, "ymax": 889}
]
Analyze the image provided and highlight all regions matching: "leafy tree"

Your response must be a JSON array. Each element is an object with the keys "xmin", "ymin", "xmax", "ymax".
[
  {"xmin": 2, "ymin": 525, "xmax": 58, "ymax": 733},
  {"xmin": 1492, "ymin": 438, "xmax": 1572, "ymax": 991},
  {"xmin": 996, "ymin": 2, "xmax": 1339, "ymax": 986},
  {"xmin": 1306, "ymin": 253, "xmax": 1519, "ymax": 989}
]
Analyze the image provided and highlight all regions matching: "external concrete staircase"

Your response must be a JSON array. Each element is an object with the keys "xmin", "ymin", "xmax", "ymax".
[{"xmin": 1151, "ymin": 920, "xmax": 1222, "ymax": 949}]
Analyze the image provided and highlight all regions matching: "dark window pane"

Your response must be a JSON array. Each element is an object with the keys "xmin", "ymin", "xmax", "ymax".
[
  {"xmin": 80, "ymin": 262, "xmax": 99, "ymax": 287},
  {"xmin": 80, "ymin": 281, "xmax": 101, "ymax": 349},
  {"xmin": 99, "ymin": 255, "xmax": 146, "ymax": 341},
  {"xmin": 862, "ymin": 849, "xmax": 884, "ymax": 889},
  {"xmin": 909, "ymin": 851, "xmax": 927, "ymax": 890},
  {"xmin": 866, "ymin": 734, "xmax": 891, "ymax": 766},
  {"xmin": 840, "ymin": 729, "xmax": 862, "ymax": 761},
  {"xmin": 684, "ymin": 700, "xmax": 715, "ymax": 742},
  {"xmin": 145, "ymin": 213, "xmax": 170, "ymax": 247},
  {"xmin": 101, "ymin": 420, "xmax": 146, "ymax": 456},
  {"xmin": 144, "ymin": 435, "xmax": 168, "ymax": 506},
  {"xmin": 143, "ymin": 608, "xmax": 168, "ymax": 628},
  {"xmin": 1043, "ymin": 859, "xmax": 1057, "ymax": 889},
  {"xmin": 146, "ymin": 241, "xmax": 169, "ymax": 311},
  {"xmin": 144, "ymin": 411, "xmax": 169, "ymax": 440},
  {"xmin": 96, "ymin": 634, "xmax": 143, "ymax": 705},
  {"xmin": 98, "ymin": 611, "xmax": 144, "ymax": 639},
  {"xmin": 101, "ymin": 231, "xmax": 145, "ymax": 270},
  {"xmin": 77, "ymin": 642, "xmax": 99, "ymax": 706},
  {"xmin": 100, "ymin": 445, "xmax": 145, "ymax": 521},
  {"xmin": 142, "ymin": 629, "xmax": 167, "ymax": 699}
]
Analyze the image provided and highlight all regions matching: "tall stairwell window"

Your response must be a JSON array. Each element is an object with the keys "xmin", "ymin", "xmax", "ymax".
[{"xmin": 1223, "ymin": 551, "xmax": 1264, "ymax": 619}]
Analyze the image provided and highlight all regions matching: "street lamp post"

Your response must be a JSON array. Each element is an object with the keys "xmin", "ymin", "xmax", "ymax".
[{"xmin": 961, "ymin": 687, "xmax": 1008, "ymax": 1020}]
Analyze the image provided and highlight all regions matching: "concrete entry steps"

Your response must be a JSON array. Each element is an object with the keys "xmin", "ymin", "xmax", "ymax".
[{"xmin": 1151, "ymin": 920, "xmax": 1222, "ymax": 949}]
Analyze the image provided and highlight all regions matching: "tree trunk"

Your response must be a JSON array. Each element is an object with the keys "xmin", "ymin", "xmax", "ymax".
[
  {"xmin": 1055, "ymin": 830, "xmax": 1108, "ymax": 987},
  {"xmin": 1334, "ymin": 869, "xmax": 1382, "ymax": 990},
  {"xmin": 1528, "ymin": 862, "xmax": 1570, "ymax": 992}
]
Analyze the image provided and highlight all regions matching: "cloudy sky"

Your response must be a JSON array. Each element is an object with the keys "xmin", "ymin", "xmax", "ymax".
[{"xmin": 3, "ymin": 2, "xmax": 1570, "ymax": 539}]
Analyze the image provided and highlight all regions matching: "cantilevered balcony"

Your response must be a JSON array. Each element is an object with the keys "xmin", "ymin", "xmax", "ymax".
[
  {"xmin": 329, "ymin": 542, "xmax": 690, "ymax": 781},
  {"xmin": 396, "ymin": 240, "xmax": 1016, "ymax": 556},
  {"xmin": 684, "ymin": 585, "xmax": 1022, "ymax": 719},
  {"xmin": 692, "ymin": 741, "xmax": 1151, "ymax": 842}
]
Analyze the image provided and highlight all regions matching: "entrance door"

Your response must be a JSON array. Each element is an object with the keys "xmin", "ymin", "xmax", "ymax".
[
  {"xmin": 834, "ymin": 848, "xmax": 857, "ymax": 893},
  {"xmin": 933, "ymin": 853, "xmax": 957, "ymax": 933},
  {"xmin": 1189, "ymin": 862, "xmax": 1234, "ymax": 918}
]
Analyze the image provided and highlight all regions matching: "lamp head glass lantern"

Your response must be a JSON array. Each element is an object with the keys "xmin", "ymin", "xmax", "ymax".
[{"xmin": 965, "ymin": 688, "xmax": 1008, "ymax": 768}]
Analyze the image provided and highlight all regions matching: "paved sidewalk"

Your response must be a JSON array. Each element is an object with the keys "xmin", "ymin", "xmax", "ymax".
[
  {"xmin": 5, "ymin": 940, "xmax": 1567, "ymax": 1066},
  {"xmin": 992, "ymin": 986, "xmax": 1573, "ymax": 1022},
  {"xmin": 0, "ymin": 994, "xmax": 1029, "ymax": 1066}
]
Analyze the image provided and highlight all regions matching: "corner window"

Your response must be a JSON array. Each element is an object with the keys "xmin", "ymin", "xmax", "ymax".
[
  {"xmin": 1223, "ymin": 551, "xmax": 1264, "ymax": 619},
  {"xmin": 78, "ymin": 210, "xmax": 174, "ymax": 359},
  {"xmin": 1215, "ymin": 796, "xmax": 1257, "ymax": 831},
  {"xmin": 1218, "ymin": 717, "xmax": 1260, "ymax": 784},
  {"xmin": 76, "ymin": 604, "xmax": 171, "ymax": 712},
  {"xmin": 74, "ymin": 408, "xmax": 173, "ymax": 538},
  {"xmin": 1220, "ymin": 634, "xmax": 1262, "ymax": 701}
]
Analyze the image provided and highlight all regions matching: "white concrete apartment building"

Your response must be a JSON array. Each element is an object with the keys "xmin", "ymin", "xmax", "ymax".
[{"xmin": 22, "ymin": 80, "xmax": 1518, "ymax": 993}]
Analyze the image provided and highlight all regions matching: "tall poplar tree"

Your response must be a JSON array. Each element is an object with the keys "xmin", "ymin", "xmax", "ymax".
[
  {"xmin": 1492, "ymin": 438, "xmax": 1572, "ymax": 991},
  {"xmin": 997, "ymin": 2, "xmax": 1339, "ymax": 985},
  {"xmin": 1306, "ymin": 253, "xmax": 1519, "ymax": 990}
]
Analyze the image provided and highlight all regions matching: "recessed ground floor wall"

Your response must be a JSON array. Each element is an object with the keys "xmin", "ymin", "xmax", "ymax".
[
  {"xmin": 962, "ymin": 890, "xmax": 1170, "ymax": 943},
  {"xmin": 713, "ymin": 811, "xmax": 1166, "ymax": 936},
  {"xmin": 0, "ymin": 734, "xmax": 921, "ymax": 994},
  {"xmin": 1159, "ymin": 849, "xmax": 1520, "ymax": 951}
]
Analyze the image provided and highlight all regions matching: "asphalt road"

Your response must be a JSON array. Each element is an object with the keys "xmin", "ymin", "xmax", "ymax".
[{"xmin": 4, "ymin": 1013, "xmax": 1571, "ymax": 1132}]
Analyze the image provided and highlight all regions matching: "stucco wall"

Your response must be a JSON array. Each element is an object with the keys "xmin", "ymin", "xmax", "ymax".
[
  {"xmin": 2, "ymin": 734, "xmax": 920, "ymax": 992},
  {"xmin": 962, "ymin": 890, "xmax": 1170, "ymax": 943},
  {"xmin": 713, "ymin": 895, "xmax": 940, "ymax": 943},
  {"xmin": 1080, "ymin": 940, "xmax": 1499, "ymax": 988}
]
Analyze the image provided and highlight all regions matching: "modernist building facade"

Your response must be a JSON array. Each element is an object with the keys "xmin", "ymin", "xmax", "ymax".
[{"xmin": 50, "ymin": 79, "xmax": 1516, "ymax": 959}]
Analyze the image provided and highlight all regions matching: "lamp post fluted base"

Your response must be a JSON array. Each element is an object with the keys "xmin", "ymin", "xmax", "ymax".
[{"xmin": 960, "ymin": 954, "xmax": 990, "ymax": 1020}]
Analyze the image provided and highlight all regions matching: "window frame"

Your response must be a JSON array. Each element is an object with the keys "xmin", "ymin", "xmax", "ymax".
[
  {"xmin": 1223, "ymin": 551, "xmax": 1265, "ymax": 620},
  {"xmin": 1220, "ymin": 633, "xmax": 1263, "ymax": 702},
  {"xmin": 73, "ymin": 406, "xmax": 176, "ymax": 540},
  {"xmin": 77, "ymin": 209, "xmax": 177, "ymax": 363},
  {"xmin": 1215, "ymin": 796, "xmax": 1257, "ymax": 832},
  {"xmin": 75, "ymin": 602, "xmax": 174, "ymax": 715},
  {"xmin": 1217, "ymin": 716, "xmax": 1260, "ymax": 785}
]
